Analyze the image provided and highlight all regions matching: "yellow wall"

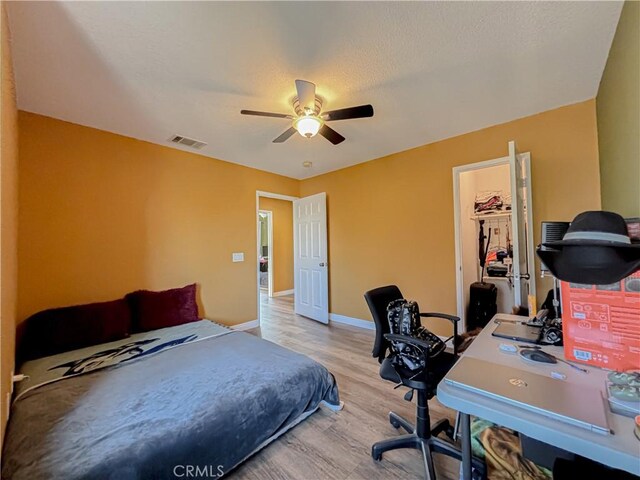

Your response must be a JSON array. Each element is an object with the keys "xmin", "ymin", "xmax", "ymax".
[
  {"xmin": 597, "ymin": 0, "xmax": 640, "ymax": 218},
  {"xmin": 259, "ymin": 197, "xmax": 294, "ymax": 293},
  {"xmin": 16, "ymin": 100, "xmax": 603, "ymax": 339},
  {"xmin": 18, "ymin": 112, "xmax": 298, "ymax": 327},
  {"xmin": 300, "ymin": 100, "xmax": 601, "ymax": 334},
  {"xmin": 0, "ymin": 3, "xmax": 19, "ymax": 450}
]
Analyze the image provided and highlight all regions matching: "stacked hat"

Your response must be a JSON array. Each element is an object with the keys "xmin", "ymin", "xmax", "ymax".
[{"xmin": 536, "ymin": 211, "xmax": 640, "ymax": 284}]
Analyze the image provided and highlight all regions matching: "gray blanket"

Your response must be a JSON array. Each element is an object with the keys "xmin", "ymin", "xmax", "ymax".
[{"xmin": 2, "ymin": 325, "xmax": 340, "ymax": 479}]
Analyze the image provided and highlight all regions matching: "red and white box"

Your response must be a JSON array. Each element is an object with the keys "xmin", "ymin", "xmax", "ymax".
[{"xmin": 561, "ymin": 271, "xmax": 640, "ymax": 371}]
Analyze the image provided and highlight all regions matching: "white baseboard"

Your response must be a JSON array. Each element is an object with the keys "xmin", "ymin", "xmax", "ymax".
[
  {"xmin": 328, "ymin": 314, "xmax": 454, "ymax": 346},
  {"xmin": 231, "ymin": 319, "xmax": 259, "ymax": 331},
  {"xmin": 272, "ymin": 289, "xmax": 294, "ymax": 297},
  {"xmin": 329, "ymin": 313, "xmax": 375, "ymax": 330}
]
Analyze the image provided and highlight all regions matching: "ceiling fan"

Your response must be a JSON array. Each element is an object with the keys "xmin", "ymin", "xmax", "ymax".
[{"xmin": 240, "ymin": 80, "xmax": 374, "ymax": 145}]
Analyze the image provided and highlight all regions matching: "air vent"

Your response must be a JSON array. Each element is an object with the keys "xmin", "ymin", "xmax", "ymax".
[{"xmin": 168, "ymin": 135, "xmax": 207, "ymax": 150}]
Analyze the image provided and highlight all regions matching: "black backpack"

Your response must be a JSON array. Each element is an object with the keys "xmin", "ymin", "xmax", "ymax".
[{"xmin": 386, "ymin": 299, "xmax": 446, "ymax": 372}]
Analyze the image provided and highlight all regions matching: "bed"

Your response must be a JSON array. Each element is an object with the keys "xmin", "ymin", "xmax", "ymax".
[{"xmin": 2, "ymin": 305, "xmax": 340, "ymax": 479}]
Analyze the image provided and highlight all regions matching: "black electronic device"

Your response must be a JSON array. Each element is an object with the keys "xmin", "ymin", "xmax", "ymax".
[
  {"xmin": 520, "ymin": 349, "xmax": 557, "ymax": 364},
  {"xmin": 538, "ymin": 317, "xmax": 563, "ymax": 346},
  {"xmin": 539, "ymin": 223, "xmax": 568, "ymax": 335},
  {"xmin": 492, "ymin": 322, "xmax": 541, "ymax": 344},
  {"xmin": 539, "ymin": 222, "xmax": 570, "ymax": 272}
]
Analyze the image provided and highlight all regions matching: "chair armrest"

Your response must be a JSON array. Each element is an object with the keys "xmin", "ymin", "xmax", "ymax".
[
  {"xmin": 419, "ymin": 312, "xmax": 460, "ymax": 323},
  {"xmin": 384, "ymin": 333, "xmax": 435, "ymax": 353},
  {"xmin": 419, "ymin": 313, "xmax": 459, "ymax": 356}
]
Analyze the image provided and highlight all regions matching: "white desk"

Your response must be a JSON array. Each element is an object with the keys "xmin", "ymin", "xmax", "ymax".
[{"xmin": 437, "ymin": 314, "xmax": 640, "ymax": 480}]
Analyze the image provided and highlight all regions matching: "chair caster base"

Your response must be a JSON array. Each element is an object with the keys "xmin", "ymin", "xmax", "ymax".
[
  {"xmin": 388, "ymin": 411, "xmax": 414, "ymax": 433},
  {"xmin": 371, "ymin": 431, "xmax": 487, "ymax": 480},
  {"xmin": 371, "ymin": 446, "xmax": 382, "ymax": 461}
]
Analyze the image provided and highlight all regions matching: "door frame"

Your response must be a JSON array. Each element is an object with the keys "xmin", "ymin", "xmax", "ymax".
[
  {"xmin": 258, "ymin": 210, "xmax": 274, "ymax": 298},
  {"xmin": 452, "ymin": 149, "xmax": 535, "ymax": 331},
  {"xmin": 256, "ymin": 191, "xmax": 298, "ymax": 326},
  {"xmin": 508, "ymin": 142, "xmax": 536, "ymax": 309},
  {"xmin": 452, "ymin": 156, "xmax": 511, "ymax": 331}
]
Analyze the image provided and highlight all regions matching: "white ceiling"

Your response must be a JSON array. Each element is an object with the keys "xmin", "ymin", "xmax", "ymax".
[{"xmin": 7, "ymin": 1, "xmax": 622, "ymax": 179}]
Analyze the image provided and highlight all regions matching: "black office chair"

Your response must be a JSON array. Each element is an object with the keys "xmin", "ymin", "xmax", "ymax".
[{"xmin": 364, "ymin": 285, "xmax": 486, "ymax": 480}]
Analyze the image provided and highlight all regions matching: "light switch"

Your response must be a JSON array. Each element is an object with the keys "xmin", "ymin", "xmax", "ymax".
[{"xmin": 232, "ymin": 252, "xmax": 244, "ymax": 263}]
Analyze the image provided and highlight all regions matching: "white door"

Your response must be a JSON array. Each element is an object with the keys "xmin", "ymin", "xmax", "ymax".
[
  {"xmin": 293, "ymin": 192, "xmax": 329, "ymax": 323},
  {"xmin": 508, "ymin": 141, "xmax": 536, "ymax": 309}
]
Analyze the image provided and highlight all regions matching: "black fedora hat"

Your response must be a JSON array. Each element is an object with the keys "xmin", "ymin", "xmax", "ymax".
[{"xmin": 536, "ymin": 211, "xmax": 640, "ymax": 284}]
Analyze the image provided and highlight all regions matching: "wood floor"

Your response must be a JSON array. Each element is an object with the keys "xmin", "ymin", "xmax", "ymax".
[{"xmin": 231, "ymin": 294, "xmax": 461, "ymax": 480}]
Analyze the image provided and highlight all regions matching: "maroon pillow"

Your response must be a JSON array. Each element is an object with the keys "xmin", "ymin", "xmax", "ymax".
[
  {"xmin": 21, "ymin": 298, "xmax": 131, "ymax": 361},
  {"xmin": 126, "ymin": 283, "xmax": 199, "ymax": 332}
]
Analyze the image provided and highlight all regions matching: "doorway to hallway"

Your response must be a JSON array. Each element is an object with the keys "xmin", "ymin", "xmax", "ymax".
[
  {"xmin": 256, "ymin": 190, "xmax": 330, "ymax": 327},
  {"xmin": 257, "ymin": 192, "xmax": 296, "ymax": 325},
  {"xmin": 258, "ymin": 210, "xmax": 273, "ymax": 297}
]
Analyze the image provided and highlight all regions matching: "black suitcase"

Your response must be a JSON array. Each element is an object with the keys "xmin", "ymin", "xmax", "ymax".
[{"xmin": 467, "ymin": 281, "xmax": 498, "ymax": 330}]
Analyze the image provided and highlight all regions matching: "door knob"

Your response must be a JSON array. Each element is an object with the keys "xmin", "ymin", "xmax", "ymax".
[{"xmin": 319, "ymin": 262, "xmax": 325, "ymax": 267}]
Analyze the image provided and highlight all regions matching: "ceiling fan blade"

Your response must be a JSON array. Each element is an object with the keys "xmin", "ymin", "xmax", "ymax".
[
  {"xmin": 319, "ymin": 125, "xmax": 345, "ymax": 145},
  {"xmin": 322, "ymin": 104, "xmax": 374, "ymax": 121},
  {"xmin": 272, "ymin": 127, "xmax": 297, "ymax": 143},
  {"xmin": 241, "ymin": 110, "xmax": 293, "ymax": 119},
  {"xmin": 295, "ymin": 79, "xmax": 316, "ymax": 111}
]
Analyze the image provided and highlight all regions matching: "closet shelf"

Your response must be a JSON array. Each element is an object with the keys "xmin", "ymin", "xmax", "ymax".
[{"xmin": 470, "ymin": 212, "xmax": 512, "ymax": 221}]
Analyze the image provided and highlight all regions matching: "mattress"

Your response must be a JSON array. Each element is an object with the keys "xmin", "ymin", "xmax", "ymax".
[{"xmin": 2, "ymin": 320, "xmax": 341, "ymax": 479}]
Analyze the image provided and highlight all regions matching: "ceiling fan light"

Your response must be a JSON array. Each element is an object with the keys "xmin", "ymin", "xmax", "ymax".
[{"xmin": 293, "ymin": 115, "xmax": 323, "ymax": 138}]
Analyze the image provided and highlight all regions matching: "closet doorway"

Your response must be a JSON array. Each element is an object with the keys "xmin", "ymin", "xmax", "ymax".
[{"xmin": 453, "ymin": 141, "xmax": 536, "ymax": 331}]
